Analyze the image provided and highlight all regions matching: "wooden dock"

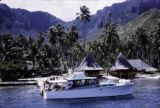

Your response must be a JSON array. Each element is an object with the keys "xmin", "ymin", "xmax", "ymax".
[
  {"xmin": 0, "ymin": 77, "xmax": 48, "ymax": 86},
  {"xmin": 0, "ymin": 80, "xmax": 37, "ymax": 86}
]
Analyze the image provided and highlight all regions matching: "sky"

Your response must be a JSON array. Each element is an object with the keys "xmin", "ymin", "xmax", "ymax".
[{"xmin": 1, "ymin": 0, "xmax": 126, "ymax": 21}]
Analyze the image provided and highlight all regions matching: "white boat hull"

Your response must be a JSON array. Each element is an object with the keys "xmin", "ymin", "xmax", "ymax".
[{"xmin": 43, "ymin": 84, "xmax": 134, "ymax": 99}]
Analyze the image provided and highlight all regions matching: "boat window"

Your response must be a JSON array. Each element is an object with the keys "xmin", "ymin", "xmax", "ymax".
[
  {"xmin": 69, "ymin": 79, "xmax": 98, "ymax": 88},
  {"xmin": 50, "ymin": 77, "xmax": 55, "ymax": 80},
  {"xmin": 85, "ymin": 80, "xmax": 89, "ymax": 85},
  {"xmin": 93, "ymin": 79, "xmax": 98, "ymax": 84},
  {"xmin": 81, "ymin": 80, "xmax": 85, "ymax": 85},
  {"xmin": 72, "ymin": 80, "xmax": 81, "ymax": 87},
  {"xmin": 88, "ymin": 80, "xmax": 93, "ymax": 84},
  {"xmin": 84, "ymin": 79, "xmax": 97, "ymax": 85},
  {"xmin": 76, "ymin": 80, "xmax": 81, "ymax": 85},
  {"xmin": 101, "ymin": 84, "xmax": 115, "ymax": 86}
]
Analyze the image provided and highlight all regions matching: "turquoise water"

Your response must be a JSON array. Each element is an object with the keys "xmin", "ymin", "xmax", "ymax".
[{"xmin": 0, "ymin": 79, "xmax": 160, "ymax": 108}]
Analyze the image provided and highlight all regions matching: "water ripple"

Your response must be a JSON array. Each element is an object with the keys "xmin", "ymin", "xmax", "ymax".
[{"xmin": 0, "ymin": 79, "xmax": 160, "ymax": 108}]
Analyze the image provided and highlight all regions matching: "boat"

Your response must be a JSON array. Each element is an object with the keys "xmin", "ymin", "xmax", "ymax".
[{"xmin": 41, "ymin": 71, "xmax": 135, "ymax": 99}]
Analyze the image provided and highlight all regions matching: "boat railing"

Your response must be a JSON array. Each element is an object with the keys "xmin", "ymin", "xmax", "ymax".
[{"xmin": 43, "ymin": 82, "xmax": 65, "ymax": 91}]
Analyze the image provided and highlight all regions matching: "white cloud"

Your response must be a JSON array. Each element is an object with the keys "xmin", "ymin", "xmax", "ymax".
[{"xmin": 1, "ymin": 0, "xmax": 126, "ymax": 21}]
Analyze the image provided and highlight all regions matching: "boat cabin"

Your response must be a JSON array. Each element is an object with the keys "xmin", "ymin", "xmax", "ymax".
[
  {"xmin": 44, "ymin": 72, "xmax": 99, "ymax": 91},
  {"xmin": 67, "ymin": 72, "xmax": 98, "ymax": 88}
]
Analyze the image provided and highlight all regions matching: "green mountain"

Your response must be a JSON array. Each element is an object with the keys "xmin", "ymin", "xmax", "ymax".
[
  {"xmin": 118, "ymin": 8, "xmax": 160, "ymax": 40},
  {"xmin": 1, "ymin": 0, "xmax": 160, "ymax": 40},
  {"xmin": 0, "ymin": 4, "xmax": 64, "ymax": 38},
  {"xmin": 66, "ymin": 0, "xmax": 160, "ymax": 41}
]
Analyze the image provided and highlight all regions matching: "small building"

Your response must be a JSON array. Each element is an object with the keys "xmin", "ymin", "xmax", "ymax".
[
  {"xmin": 76, "ymin": 53, "xmax": 103, "ymax": 77},
  {"xmin": 128, "ymin": 59, "xmax": 158, "ymax": 73},
  {"xmin": 110, "ymin": 53, "xmax": 136, "ymax": 79}
]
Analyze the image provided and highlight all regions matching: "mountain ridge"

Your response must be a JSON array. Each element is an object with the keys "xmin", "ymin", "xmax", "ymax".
[
  {"xmin": 118, "ymin": 8, "xmax": 160, "ymax": 39},
  {"xmin": 65, "ymin": 0, "xmax": 160, "ymax": 40},
  {"xmin": 0, "ymin": 0, "xmax": 160, "ymax": 39},
  {"xmin": 0, "ymin": 3, "xmax": 64, "ymax": 38}
]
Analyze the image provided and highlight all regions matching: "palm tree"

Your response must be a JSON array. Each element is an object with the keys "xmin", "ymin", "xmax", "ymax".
[
  {"xmin": 150, "ymin": 23, "xmax": 160, "ymax": 68},
  {"xmin": 48, "ymin": 24, "xmax": 65, "ymax": 48},
  {"xmin": 66, "ymin": 26, "xmax": 79, "ymax": 67},
  {"xmin": 76, "ymin": 5, "xmax": 91, "ymax": 52},
  {"xmin": 89, "ymin": 41, "xmax": 103, "ymax": 64},
  {"xmin": 122, "ymin": 40, "xmax": 137, "ymax": 59},
  {"xmin": 0, "ymin": 34, "xmax": 14, "ymax": 61},
  {"xmin": 103, "ymin": 21, "xmax": 120, "ymax": 51},
  {"xmin": 36, "ymin": 33, "xmax": 44, "ymax": 49},
  {"xmin": 48, "ymin": 26, "xmax": 57, "ymax": 47},
  {"xmin": 13, "ymin": 34, "xmax": 29, "ymax": 60},
  {"xmin": 48, "ymin": 24, "xmax": 66, "ymax": 71},
  {"xmin": 72, "ymin": 43, "xmax": 84, "ymax": 66},
  {"xmin": 15, "ymin": 34, "xmax": 28, "ymax": 48},
  {"xmin": 27, "ymin": 43, "xmax": 39, "ymax": 71},
  {"xmin": 66, "ymin": 26, "xmax": 79, "ymax": 47},
  {"xmin": 102, "ymin": 16, "xmax": 120, "ymax": 64},
  {"xmin": 133, "ymin": 28, "xmax": 148, "ymax": 60},
  {"xmin": 28, "ymin": 36, "xmax": 33, "ymax": 46}
]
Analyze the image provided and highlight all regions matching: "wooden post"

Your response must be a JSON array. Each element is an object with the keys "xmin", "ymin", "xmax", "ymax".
[{"xmin": 0, "ymin": 71, "xmax": 2, "ymax": 82}]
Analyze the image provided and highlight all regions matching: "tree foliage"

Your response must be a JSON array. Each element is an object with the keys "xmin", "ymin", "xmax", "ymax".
[{"xmin": 0, "ymin": 6, "xmax": 160, "ymax": 81}]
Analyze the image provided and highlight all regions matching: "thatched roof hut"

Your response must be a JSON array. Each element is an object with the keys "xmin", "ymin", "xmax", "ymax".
[
  {"xmin": 77, "ymin": 54, "xmax": 103, "ymax": 71},
  {"xmin": 110, "ymin": 53, "xmax": 136, "ymax": 79},
  {"xmin": 110, "ymin": 53, "xmax": 135, "ymax": 71},
  {"xmin": 128, "ymin": 59, "xmax": 158, "ymax": 73},
  {"xmin": 76, "ymin": 53, "xmax": 103, "ymax": 77}
]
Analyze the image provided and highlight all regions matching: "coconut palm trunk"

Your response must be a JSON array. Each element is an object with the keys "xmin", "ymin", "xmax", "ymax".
[
  {"xmin": 76, "ymin": 5, "xmax": 91, "ymax": 53},
  {"xmin": 83, "ymin": 22, "xmax": 86, "ymax": 51}
]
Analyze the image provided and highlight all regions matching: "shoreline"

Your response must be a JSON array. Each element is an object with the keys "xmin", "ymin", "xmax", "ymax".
[
  {"xmin": 0, "ymin": 73, "xmax": 160, "ymax": 86},
  {"xmin": 103, "ymin": 73, "xmax": 160, "ymax": 80},
  {"xmin": 135, "ymin": 73, "xmax": 160, "ymax": 79}
]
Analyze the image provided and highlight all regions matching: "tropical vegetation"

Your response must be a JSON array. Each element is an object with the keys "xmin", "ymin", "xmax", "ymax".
[{"xmin": 0, "ymin": 5, "xmax": 160, "ymax": 81}]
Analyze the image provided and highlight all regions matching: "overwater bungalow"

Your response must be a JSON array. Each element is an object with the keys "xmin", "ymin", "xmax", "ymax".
[
  {"xmin": 109, "ymin": 53, "xmax": 137, "ymax": 79},
  {"xmin": 75, "ymin": 53, "xmax": 103, "ymax": 77},
  {"xmin": 128, "ymin": 59, "xmax": 158, "ymax": 74}
]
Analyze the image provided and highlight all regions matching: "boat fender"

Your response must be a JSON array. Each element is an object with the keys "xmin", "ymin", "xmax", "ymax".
[
  {"xmin": 65, "ymin": 81, "xmax": 73, "ymax": 89},
  {"xmin": 119, "ymin": 79, "xmax": 131, "ymax": 84},
  {"xmin": 131, "ymin": 79, "xmax": 136, "ymax": 84},
  {"xmin": 40, "ymin": 90, "xmax": 44, "ymax": 96}
]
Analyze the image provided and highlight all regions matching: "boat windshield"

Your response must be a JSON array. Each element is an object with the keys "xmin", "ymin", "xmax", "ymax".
[{"xmin": 69, "ymin": 79, "xmax": 98, "ymax": 88}]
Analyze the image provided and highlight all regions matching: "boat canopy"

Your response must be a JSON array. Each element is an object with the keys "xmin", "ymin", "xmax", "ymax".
[{"xmin": 68, "ymin": 71, "xmax": 97, "ymax": 80}]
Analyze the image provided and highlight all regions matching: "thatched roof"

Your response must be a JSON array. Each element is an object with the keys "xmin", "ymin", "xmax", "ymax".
[
  {"xmin": 76, "ymin": 53, "xmax": 103, "ymax": 71},
  {"xmin": 110, "ymin": 53, "xmax": 135, "ymax": 72},
  {"xmin": 128, "ymin": 59, "xmax": 158, "ymax": 72}
]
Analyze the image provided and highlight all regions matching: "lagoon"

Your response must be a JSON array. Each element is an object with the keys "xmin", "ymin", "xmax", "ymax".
[{"xmin": 0, "ymin": 78, "xmax": 160, "ymax": 108}]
